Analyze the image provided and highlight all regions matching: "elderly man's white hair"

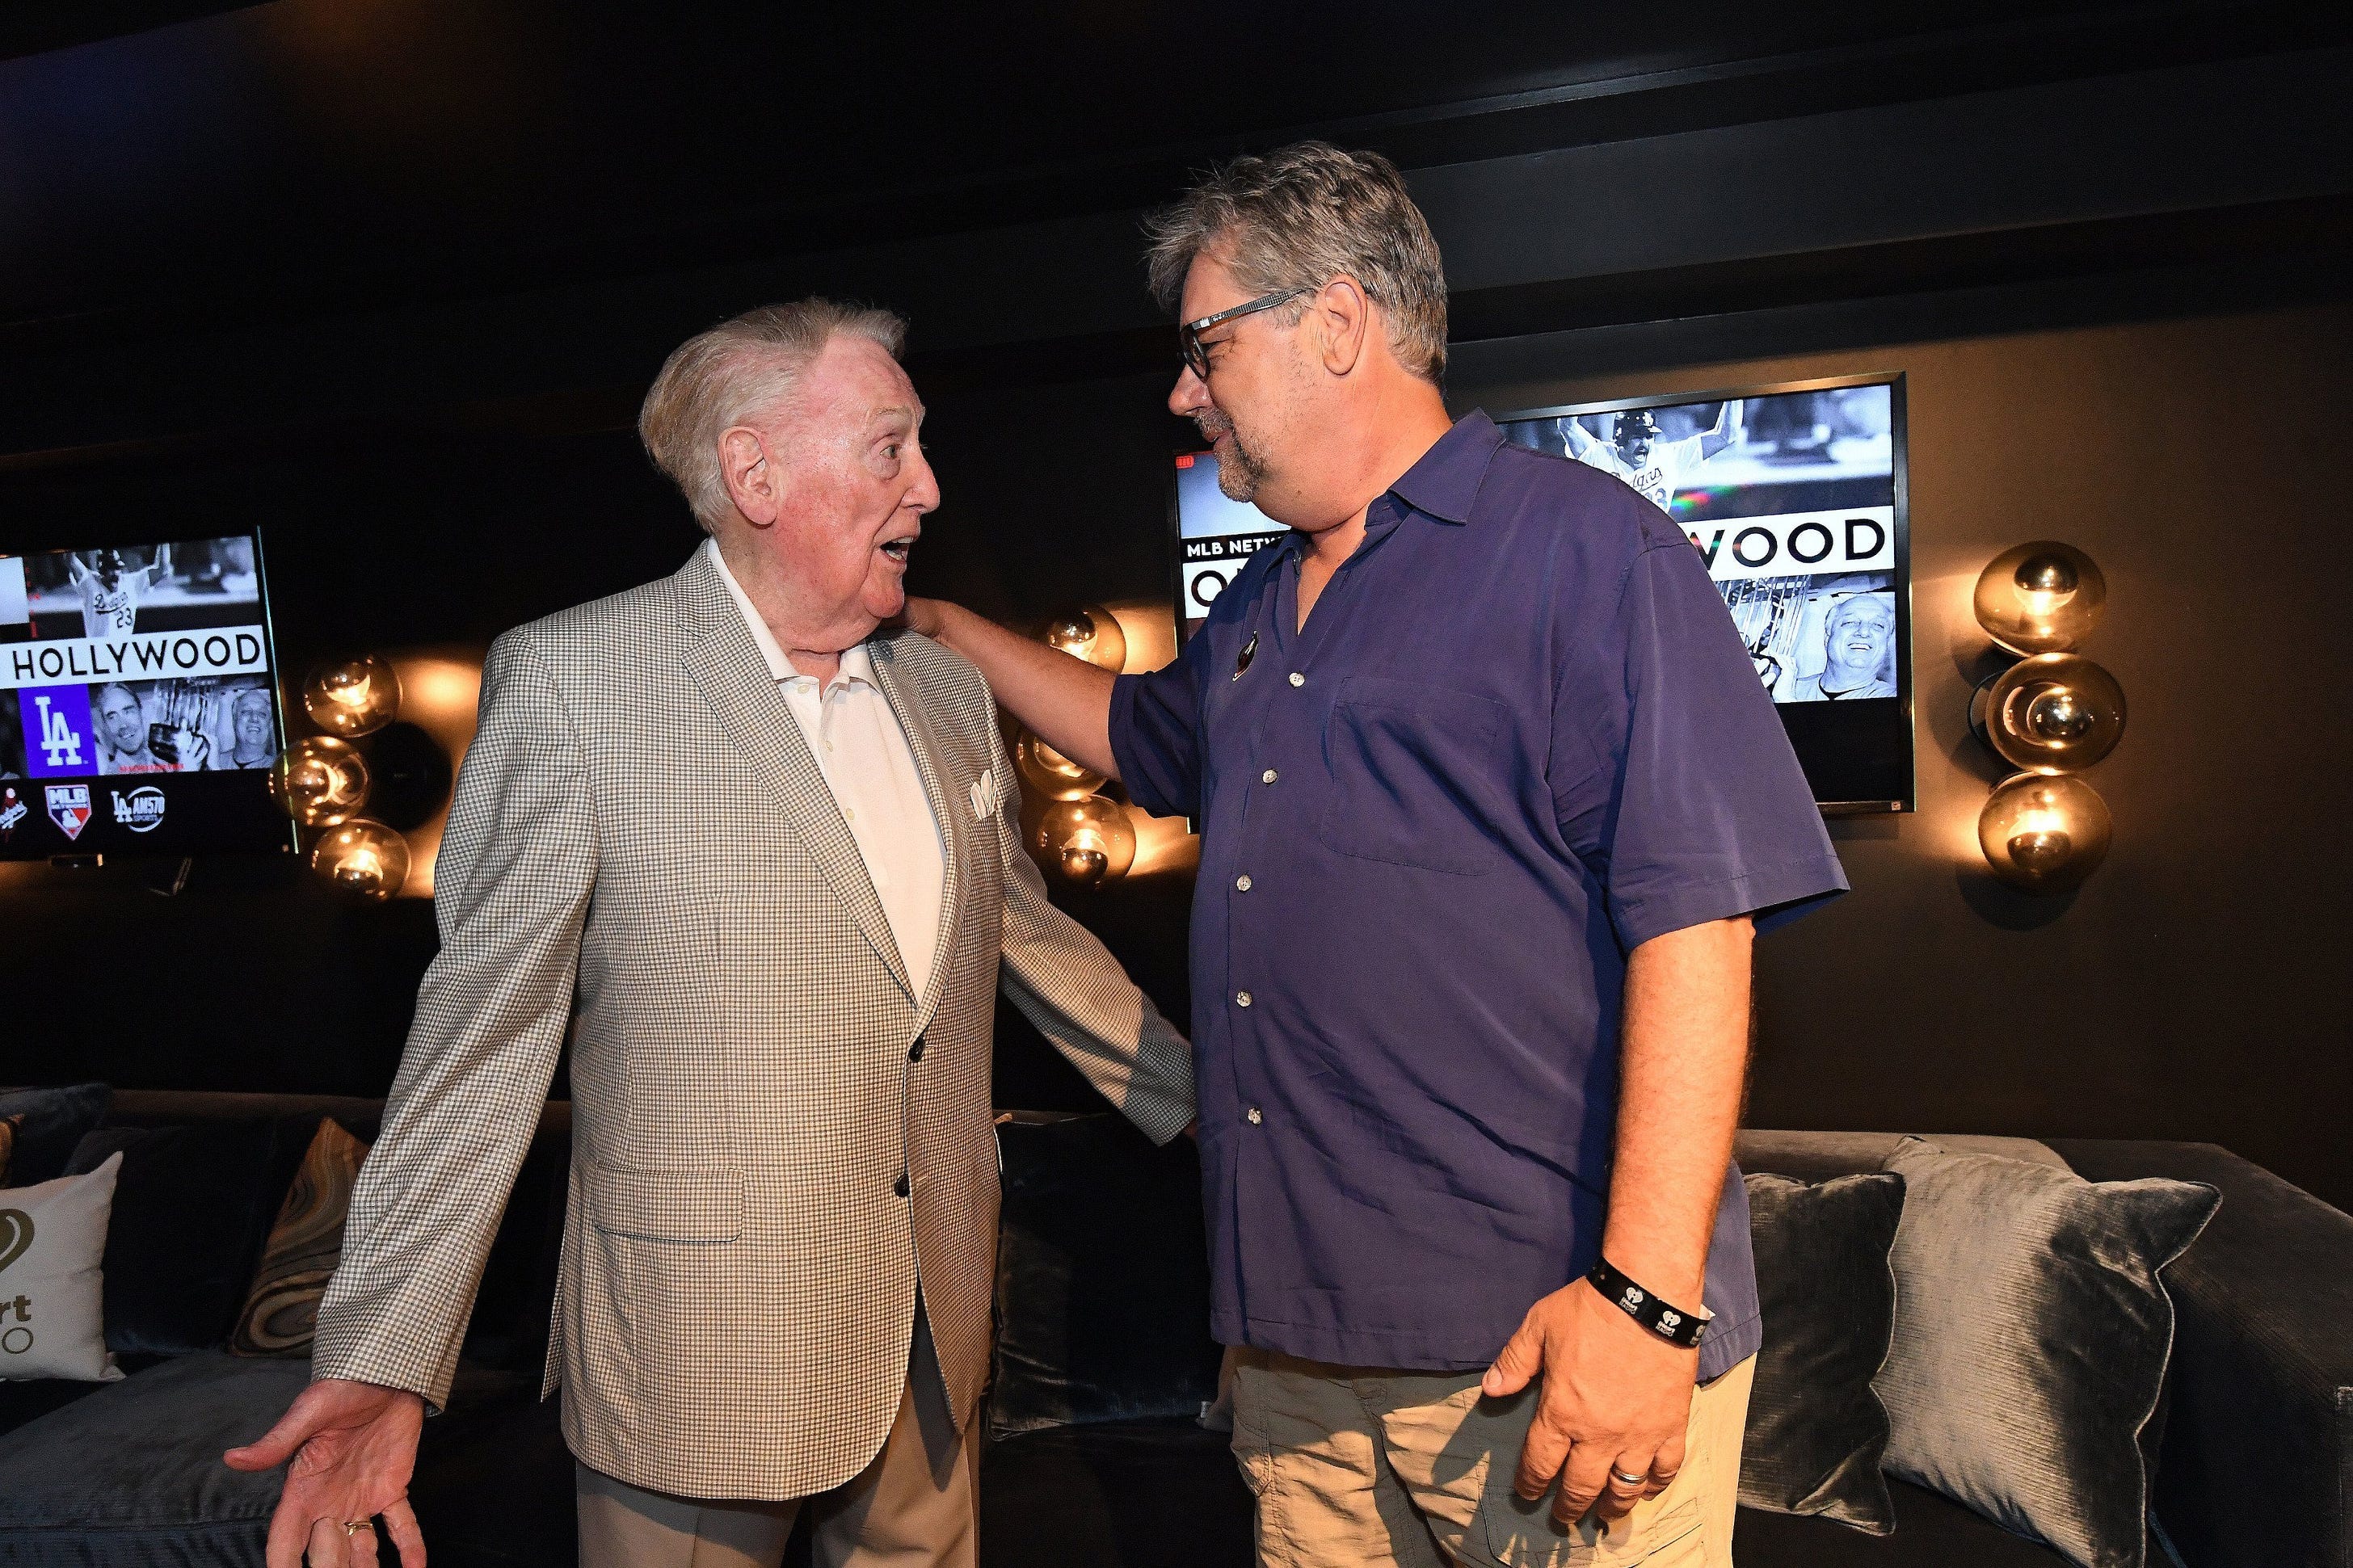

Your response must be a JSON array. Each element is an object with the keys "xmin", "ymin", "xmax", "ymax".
[{"xmin": 638, "ymin": 298, "xmax": 908, "ymax": 535}]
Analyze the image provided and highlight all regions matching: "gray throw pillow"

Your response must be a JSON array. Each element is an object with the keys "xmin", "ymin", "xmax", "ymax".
[
  {"xmin": 1739, "ymin": 1171, "xmax": 1903, "ymax": 1533},
  {"xmin": 1876, "ymin": 1137, "xmax": 2218, "ymax": 1568},
  {"xmin": 0, "ymin": 1154, "xmax": 124, "ymax": 1383}
]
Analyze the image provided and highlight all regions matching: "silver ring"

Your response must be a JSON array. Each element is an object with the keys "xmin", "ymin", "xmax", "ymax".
[{"xmin": 1609, "ymin": 1467, "xmax": 1648, "ymax": 1488}]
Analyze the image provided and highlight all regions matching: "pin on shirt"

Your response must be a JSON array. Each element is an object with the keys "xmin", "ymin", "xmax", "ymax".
[{"xmin": 1233, "ymin": 632, "xmax": 1258, "ymax": 681}]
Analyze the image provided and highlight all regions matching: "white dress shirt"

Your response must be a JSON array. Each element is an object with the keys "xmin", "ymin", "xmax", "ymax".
[{"xmin": 709, "ymin": 539, "xmax": 947, "ymax": 1003}]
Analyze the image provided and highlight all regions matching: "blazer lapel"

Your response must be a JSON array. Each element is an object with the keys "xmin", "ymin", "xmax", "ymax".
[
  {"xmin": 673, "ymin": 549, "xmax": 916, "ymax": 1004},
  {"xmin": 867, "ymin": 637, "xmax": 966, "ymax": 1035}
]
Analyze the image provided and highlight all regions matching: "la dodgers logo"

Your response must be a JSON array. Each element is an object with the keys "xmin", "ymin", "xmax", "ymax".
[
  {"xmin": 46, "ymin": 784, "xmax": 91, "ymax": 841},
  {"xmin": 0, "ymin": 787, "xmax": 24, "ymax": 843},
  {"xmin": 32, "ymin": 693, "xmax": 85, "ymax": 770}
]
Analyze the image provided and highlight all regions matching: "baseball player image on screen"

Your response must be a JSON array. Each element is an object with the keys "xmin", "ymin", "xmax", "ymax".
[
  {"xmin": 1563, "ymin": 401, "xmax": 1744, "ymax": 514},
  {"xmin": 67, "ymin": 546, "xmax": 172, "ymax": 641}
]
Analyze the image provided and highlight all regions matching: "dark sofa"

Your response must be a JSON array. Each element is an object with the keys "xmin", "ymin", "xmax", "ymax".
[{"xmin": 2, "ymin": 1090, "xmax": 2347, "ymax": 1567}]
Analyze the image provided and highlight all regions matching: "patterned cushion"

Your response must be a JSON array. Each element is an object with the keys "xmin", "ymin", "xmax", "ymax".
[{"xmin": 229, "ymin": 1118, "xmax": 371, "ymax": 1357}]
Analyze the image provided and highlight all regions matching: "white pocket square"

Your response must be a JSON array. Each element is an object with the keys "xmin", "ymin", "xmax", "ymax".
[{"xmin": 970, "ymin": 769, "xmax": 1001, "ymax": 821}]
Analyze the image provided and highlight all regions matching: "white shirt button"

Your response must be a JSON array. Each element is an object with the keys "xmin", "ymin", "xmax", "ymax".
[
  {"xmin": 1235, "ymin": 874, "xmax": 1252, "ymax": 892},
  {"xmin": 1235, "ymin": 990, "xmax": 1252, "ymax": 1008},
  {"xmin": 1261, "ymin": 769, "xmax": 1278, "ymax": 784},
  {"xmin": 1246, "ymin": 1108, "xmax": 1264, "ymax": 1125},
  {"xmin": 1289, "ymin": 672, "xmax": 1305, "ymax": 687}
]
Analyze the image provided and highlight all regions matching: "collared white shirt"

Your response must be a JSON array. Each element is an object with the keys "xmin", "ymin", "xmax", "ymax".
[{"xmin": 709, "ymin": 539, "xmax": 946, "ymax": 1003}]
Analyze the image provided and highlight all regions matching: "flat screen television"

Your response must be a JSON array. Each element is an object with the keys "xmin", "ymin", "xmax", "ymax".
[
  {"xmin": 1, "ymin": 534, "xmax": 295, "ymax": 860},
  {"xmin": 1169, "ymin": 372, "xmax": 1912, "ymax": 813}
]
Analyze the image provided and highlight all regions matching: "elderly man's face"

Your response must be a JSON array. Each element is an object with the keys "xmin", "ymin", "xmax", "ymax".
[
  {"xmin": 1825, "ymin": 598, "xmax": 1894, "ymax": 679},
  {"xmin": 98, "ymin": 686, "xmax": 146, "ymax": 752},
  {"xmin": 234, "ymin": 692, "xmax": 275, "ymax": 748},
  {"xmin": 727, "ymin": 334, "xmax": 939, "ymax": 649}
]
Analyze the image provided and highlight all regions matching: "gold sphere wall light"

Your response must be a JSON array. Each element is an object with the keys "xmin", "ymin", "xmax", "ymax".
[
  {"xmin": 1030, "ymin": 795, "xmax": 1137, "ymax": 887},
  {"xmin": 1012, "ymin": 728, "xmax": 1108, "ymax": 801},
  {"xmin": 1969, "ymin": 653, "xmax": 2127, "ymax": 775},
  {"xmin": 1977, "ymin": 773, "xmax": 2112, "ymax": 894},
  {"xmin": 1044, "ymin": 606, "xmax": 1128, "ymax": 671},
  {"xmin": 1972, "ymin": 541, "xmax": 2107, "ymax": 656},
  {"xmin": 310, "ymin": 818, "xmax": 412, "ymax": 899},
  {"xmin": 270, "ymin": 736, "xmax": 372, "ymax": 826},
  {"xmin": 1968, "ymin": 542, "xmax": 2121, "ymax": 893},
  {"xmin": 303, "ymin": 656, "xmax": 402, "ymax": 738}
]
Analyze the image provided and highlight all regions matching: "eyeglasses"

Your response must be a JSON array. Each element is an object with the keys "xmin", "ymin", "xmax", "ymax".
[{"xmin": 1178, "ymin": 288, "xmax": 1310, "ymax": 381}]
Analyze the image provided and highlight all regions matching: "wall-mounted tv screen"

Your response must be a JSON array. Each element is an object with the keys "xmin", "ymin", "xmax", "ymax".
[
  {"xmin": 1169, "ymin": 373, "xmax": 1911, "ymax": 812},
  {"xmin": 1, "ymin": 535, "xmax": 294, "ymax": 860}
]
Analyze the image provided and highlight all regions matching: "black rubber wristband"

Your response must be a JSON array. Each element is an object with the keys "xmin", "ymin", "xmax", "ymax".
[{"xmin": 1588, "ymin": 1256, "xmax": 1711, "ymax": 1349}]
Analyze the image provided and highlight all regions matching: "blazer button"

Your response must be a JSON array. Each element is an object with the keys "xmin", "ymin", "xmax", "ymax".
[
  {"xmin": 893, "ymin": 1172, "xmax": 910, "ymax": 1199},
  {"xmin": 908, "ymin": 1036, "xmax": 926, "ymax": 1062}
]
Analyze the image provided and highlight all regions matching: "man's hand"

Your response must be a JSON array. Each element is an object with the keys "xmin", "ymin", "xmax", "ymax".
[
  {"xmin": 1481, "ymin": 1277, "xmax": 1698, "ymax": 1530},
  {"xmin": 224, "ymin": 1378, "xmax": 428, "ymax": 1568},
  {"xmin": 894, "ymin": 595, "xmax": 947, "ymax": 639}
]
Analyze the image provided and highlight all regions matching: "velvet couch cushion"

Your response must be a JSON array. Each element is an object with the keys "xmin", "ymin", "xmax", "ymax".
[
  {"xmin": 988, "ymin": 1114, "xmax": 1222, "ymax": 1439},
  {"xmin": 0, "ymin": 1349, "xmax": 312, "ymax": 1564},
  {"xmin": 0, "ymin": 1084, "xmax": 112, "ymax": 1189},
  {"xmin": 1739, "ymin": 1171, "xmax": 1903, "ymax": 1532},
  {"xmin": 1876, "ymin": 1137, "xmax": 2219, "ymax": 1568},
  {"xmin": 65, "ymin": 1116, "xmax": 322, "ymax": 1356}
]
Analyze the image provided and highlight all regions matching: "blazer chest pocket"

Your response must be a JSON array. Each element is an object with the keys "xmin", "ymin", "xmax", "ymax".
[
  {"xmin": 582, "ymin": 1161, "xmax": 743, "ymax": 1245},
  {"xmin": 1316, "ymin": 677, "xmax": 1511, "ymax": 876}
]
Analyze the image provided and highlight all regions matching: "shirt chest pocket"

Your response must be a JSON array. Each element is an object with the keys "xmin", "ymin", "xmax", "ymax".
[{"xmin": 1315, "ymin": 676, "xmax": 1513, "ymax": 876}]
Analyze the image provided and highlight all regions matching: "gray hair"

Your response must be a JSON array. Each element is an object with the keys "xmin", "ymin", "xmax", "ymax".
[
  {"xmin": 1143, "ymin": 141, "xmax": 1447, "ymax": 382},
  {"xmin": 638, "ymin": 298, "xmax": 908, "ymax": 533}
]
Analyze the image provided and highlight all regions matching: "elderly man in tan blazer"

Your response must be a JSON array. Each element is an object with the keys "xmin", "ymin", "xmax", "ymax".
[{"xmin": 226, "ymin": 299, "xmax": 1195, "ymax": 1568}]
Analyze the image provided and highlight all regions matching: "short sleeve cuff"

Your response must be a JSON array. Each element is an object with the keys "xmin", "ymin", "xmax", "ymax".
[
  {"xmin": 1108, "ymin": 672, "xmax": 1185, "ymax": 821},
  {"xmin": 1611, "ymin": 855, "xmax": 1850, "ymax": 952}
]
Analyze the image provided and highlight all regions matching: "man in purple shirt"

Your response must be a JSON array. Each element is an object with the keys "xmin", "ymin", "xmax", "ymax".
[{"xmin": 909, "ymin": 143, "xmax": 1846, "ymax": 1566}]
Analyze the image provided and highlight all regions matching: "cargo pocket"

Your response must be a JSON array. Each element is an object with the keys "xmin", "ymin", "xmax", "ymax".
[{"xmin": 1482, "ymin": 1482, "xmax": 1703, "ymax": 1566}]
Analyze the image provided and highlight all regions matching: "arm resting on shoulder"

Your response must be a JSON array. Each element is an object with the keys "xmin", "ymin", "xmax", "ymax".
[{"xmin": 907, "ymin": 598, "xmax": 1121, "ymax": 780}]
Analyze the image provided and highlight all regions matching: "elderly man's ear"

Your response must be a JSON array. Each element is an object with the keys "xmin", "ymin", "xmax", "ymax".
[{"xmin": 720, "ymin": 426, "xmax": 785, "ymax": 529}]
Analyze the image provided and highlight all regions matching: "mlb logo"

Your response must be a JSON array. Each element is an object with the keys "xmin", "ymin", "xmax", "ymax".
[{"xmin": 46, "ymin": 784, "xmax": 91, "ymax": 841}]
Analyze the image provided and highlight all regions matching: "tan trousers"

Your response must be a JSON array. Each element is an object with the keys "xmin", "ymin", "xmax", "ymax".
[
  {"xmin": 575, "ymin": 1312, "xmax": 976, "ymax": 1568},
  {"xmin": 1231, "ymin": 1350, "xmax": 1754, "ymax": 1568}
]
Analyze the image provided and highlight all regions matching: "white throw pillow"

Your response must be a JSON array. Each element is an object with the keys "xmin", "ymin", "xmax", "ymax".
[{"xmin": 0, "ymin": 1152, "xmax": 124, "ymax": 1382}]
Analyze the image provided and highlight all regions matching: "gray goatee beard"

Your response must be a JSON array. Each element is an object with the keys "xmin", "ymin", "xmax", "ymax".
[{"xmin": 1199, "ymin": 412, "xmax": 1268, "ymax": 502}]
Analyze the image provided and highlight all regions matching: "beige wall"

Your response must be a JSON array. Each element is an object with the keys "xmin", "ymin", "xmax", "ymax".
[{"xmin": 1457, "ymin": 302, "xmax": 2353, "ymax": 1205}]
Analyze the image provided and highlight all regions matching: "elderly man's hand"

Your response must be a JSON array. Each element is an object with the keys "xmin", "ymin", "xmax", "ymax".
[
  {"xmin": 1481, "ymin": 1278, "xmax": 1698, "ymax": 1529},
  {"xmin": 224, "ymin": 1378, "xmax": 427, "ymax": 1567}
]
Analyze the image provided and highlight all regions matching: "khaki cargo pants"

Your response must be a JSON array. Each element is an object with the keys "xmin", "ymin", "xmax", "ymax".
[{"xmin": 1230, "ymin": 1350, "xmax": 1754, "ymax": 1568}]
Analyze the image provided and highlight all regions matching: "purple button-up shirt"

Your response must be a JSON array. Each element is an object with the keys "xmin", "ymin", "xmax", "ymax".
[{"xmin": 1109, "ymin": 411, "xmax": 1849, "ymax": 1379}]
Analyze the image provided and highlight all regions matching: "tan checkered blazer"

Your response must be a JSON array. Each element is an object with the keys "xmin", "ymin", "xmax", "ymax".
[{"xmin": 310, "ymin": 545, "xmax": 1193, "ymax": 1501}]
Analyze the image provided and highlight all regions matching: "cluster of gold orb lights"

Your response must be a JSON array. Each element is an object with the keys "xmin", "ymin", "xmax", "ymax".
[
  {"xmin": 1968, "ymin": 544, "xmax": 2125, "ymax": 893},
  {"xmin": 267, "ymin": 656, "xmax": 412, "ymax": 898},
  {"xmin": 1015, "ymin": 607, "xmax": 1139, "ymax": 886}
]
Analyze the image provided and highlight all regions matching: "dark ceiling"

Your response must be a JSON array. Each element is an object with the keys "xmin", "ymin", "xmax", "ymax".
[{"xmin": 2, "ymin": 0, "xmax": 2342, "ymax": 352}]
